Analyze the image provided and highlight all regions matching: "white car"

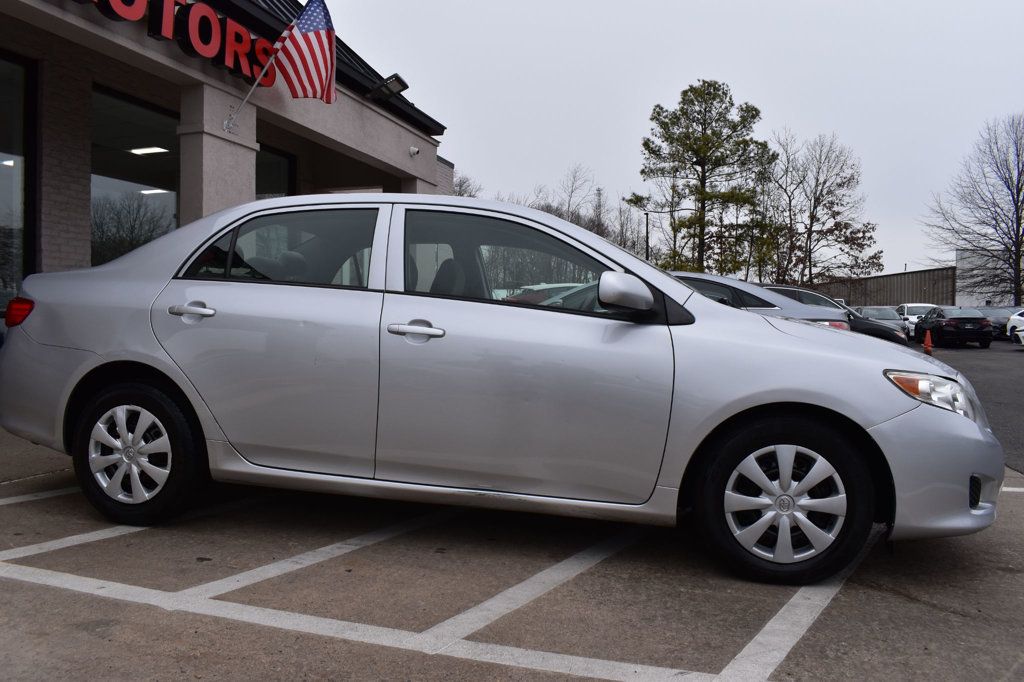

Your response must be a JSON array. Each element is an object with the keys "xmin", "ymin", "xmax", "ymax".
[
  {"xmin": 896, "ymin": 303, "xmax": 937, "ymax": 338},
  {"xmin": 1007, "ymin": 310, "xmax": 1024, "ymax": 344}
]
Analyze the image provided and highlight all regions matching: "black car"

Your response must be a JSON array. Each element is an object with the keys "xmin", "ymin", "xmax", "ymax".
[
  {"xmin": 914, "ymin": 306, "xmax": 993, "ymax": 348},
  {"xmin": 764, "ymin": 285, "xmax": 910, "ymax": 345},
  {"xmin": 854, "ymin": 306, "xmax": 911, "ymax": 337},
  {"xmin": 975, "ymin": 306, "xmax": 1016, "ymax": 338}
]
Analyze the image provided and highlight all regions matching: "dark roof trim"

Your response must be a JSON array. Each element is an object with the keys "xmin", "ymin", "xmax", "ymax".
[
  {"xmin": 207, "ymin": 0, "xmax": 446, "ymax": 136},
  {"xmin": 436, "ymin": 155, "xmax": 455, "ymax": 169}
]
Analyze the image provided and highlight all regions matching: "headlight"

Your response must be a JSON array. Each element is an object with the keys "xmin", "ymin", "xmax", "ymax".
[{"xmin": 885, "ymin": 370, "xmax": 977, "ymax": 421}]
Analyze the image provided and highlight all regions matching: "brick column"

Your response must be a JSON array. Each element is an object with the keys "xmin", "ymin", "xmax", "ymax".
[
  {"xmin": 38, "ymin": 60, "xmax": 92, "ymax": 271},
  {"xmin": 178, "ymin": 84, "xmax": 258, "ymax": 225}
]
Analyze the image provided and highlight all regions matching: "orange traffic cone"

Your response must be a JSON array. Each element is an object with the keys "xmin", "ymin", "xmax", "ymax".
[{"xmin": 923, "ymin": 329, "xmax": 933, "ymax": 355}]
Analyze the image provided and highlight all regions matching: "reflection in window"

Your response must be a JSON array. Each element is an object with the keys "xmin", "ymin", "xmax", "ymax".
[
  {"xmin": 90, "ymin": 91, "xmax": 179, "ymax": 265},
  {"xmin": 0, "ymin": 59, "xmax": 25, "ymax": 308},
  {"xmin": 404, "ymin": 211, "xmax": 610, "ymax": 314},
  {"xmin": 183, "ymin": 210, "xmax": 377, "ymax": 288}
]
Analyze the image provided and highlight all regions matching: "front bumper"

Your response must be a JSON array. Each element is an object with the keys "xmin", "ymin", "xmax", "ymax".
[{"xmin": 870, "ymin": 404, "xmax": 1004, "ymax": 540}]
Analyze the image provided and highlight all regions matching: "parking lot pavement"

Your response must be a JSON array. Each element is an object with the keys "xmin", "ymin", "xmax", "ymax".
[
  {"xmin": 1, "ymin": 346, "xmax": 1022, "ymax": 680},
  {"xmin": 930, "ymin": 339, "xmax": 1024, "ymax": 473}
]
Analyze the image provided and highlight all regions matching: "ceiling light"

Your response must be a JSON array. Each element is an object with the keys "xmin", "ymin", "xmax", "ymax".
[
  {"xmin": 1, "ymin": 160, "xmax": 13, "ymax": 167},
  {"xmin": 140, "ymin": 189, "xmax": 168, "ymax": 194},
  {"xmin": 130, "ymin": 147, "xmax": 169, "ymax": 155}
]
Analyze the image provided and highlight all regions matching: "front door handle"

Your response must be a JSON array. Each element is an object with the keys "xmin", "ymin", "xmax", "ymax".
[
  {"xmin": 387, "ymin": 323, "xmax": 445, "ymax": 338},
  {"xmin": 168, "ymin": 303, "xmax": 216, "ymax": 318}
]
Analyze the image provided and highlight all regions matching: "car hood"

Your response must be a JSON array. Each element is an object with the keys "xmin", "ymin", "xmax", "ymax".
[{"xmin": 763, "ymin": 315, "xmax": 959, "ymax": 378}]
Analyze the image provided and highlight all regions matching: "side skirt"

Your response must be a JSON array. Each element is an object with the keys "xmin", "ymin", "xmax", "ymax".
[{"xmin": 207, "ymin": 441, "xmax": 679, "ymax": 526}]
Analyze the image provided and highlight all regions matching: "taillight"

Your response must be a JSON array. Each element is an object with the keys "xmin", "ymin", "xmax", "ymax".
[
  {"xmin": 980, "ymin": 319, "xmax": 991, "ymax": 327},
  {"xmin": 4, "ymin": 297, "xmax": 34, "ymax": 327},
  {"xmin": 818, "ymin": 320, "xmax": 851, "ymax": 331},
  {"xmin": 943, "ymin": 319, "xmax": 958, "ymax": 327}
]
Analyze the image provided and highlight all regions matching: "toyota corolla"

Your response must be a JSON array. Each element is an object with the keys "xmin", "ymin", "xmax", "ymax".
[{"xmin": 0, "ymin": 195, "xmax": 1004, "ymax": 584}]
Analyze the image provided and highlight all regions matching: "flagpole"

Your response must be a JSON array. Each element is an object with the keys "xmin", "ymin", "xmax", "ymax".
[{"xmin": 223, "ymin": 51, "xmax": 282, "ymax": 134}]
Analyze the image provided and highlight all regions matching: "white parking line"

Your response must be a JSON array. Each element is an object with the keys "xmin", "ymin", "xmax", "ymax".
[
  {"xmin": 177, "ymin": 510, "xmax": 456, "ymax": 599},
  {"xmin": 715, "ymin": 530, "xmax": 881, "ymax": 681},
  {"xmin": 1002, "ymin": 487, "xmax": 1024, "ymax": 493},
  {"xmin": 0, "ymin": 525, "xmax": 145, "ymax": 562},
  {"xmin": 416, "ymin": 528, "xmax": 644, "ymax": 651},
  {"xmin": 0, "ymin": 487, "xmax": 78, "ymax": 506},
  {"xmin": 0, "ymin": 555, "xmax": 706, "ymax": 681},
  {"xmin": 442, "ymin": 639, "xmax": 712, "ymax": 681}
]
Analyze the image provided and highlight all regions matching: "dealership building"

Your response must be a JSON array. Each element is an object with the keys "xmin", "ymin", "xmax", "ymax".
[{"xmin": 0, "ymin": 0, "xmax": 452, "ymax": 308}]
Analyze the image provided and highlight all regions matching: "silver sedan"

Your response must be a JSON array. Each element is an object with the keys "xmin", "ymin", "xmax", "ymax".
[{"xmin": 0, "ymin": 195, "xmax": 1005, "ymax": 584}]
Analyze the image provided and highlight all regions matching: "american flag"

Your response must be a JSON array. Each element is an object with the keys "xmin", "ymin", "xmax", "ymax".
[{"xmin": 271, "ymin": 0, "xmax": 336, "ymax": 104}]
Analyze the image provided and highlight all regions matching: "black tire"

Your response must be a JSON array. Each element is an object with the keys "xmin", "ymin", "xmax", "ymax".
[
  {"xmin": 72, "ymin": 383, "xmax": 205, "ymax": 525},
  {"xmin": 695, "ymin": 417, "xmax": 874, "ymax": 585},
  {"xmin": 1010, "ymin": 327, "xmax": 1019, "ymax": 344},
  {"xmin": 979, "ymin": 340, "xmax": 991, "ymax": 349}
]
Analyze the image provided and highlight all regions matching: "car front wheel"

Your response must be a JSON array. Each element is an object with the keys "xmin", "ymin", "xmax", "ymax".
[
  {"xmin": 73, "ymin": 383, "xmax": 205, "ymax": 525},
  {"xmin": 696, "ymin": 417, "xmax": 874, "ymax": 584}
]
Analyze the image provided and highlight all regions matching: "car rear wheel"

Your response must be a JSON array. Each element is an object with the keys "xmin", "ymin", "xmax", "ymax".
[
  {"xmin": 73, "ymin": 383, "xmax": 204, "ymax": 525},
  {"xmin": 696, "ymin": 417, "xmax": 874, "ymax": 584},
  {"xmin": 979, "ymin": 340, "xmax": 991, "ymax": 348}
]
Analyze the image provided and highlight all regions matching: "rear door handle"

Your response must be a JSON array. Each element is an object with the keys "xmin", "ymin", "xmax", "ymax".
[
  {"xmin": 168, "ymin": 304, "xmax": 216, "ymax": 318},
  {"xmin": 387, "ymin": 323, "xmax": 445, "ymax": 338}
]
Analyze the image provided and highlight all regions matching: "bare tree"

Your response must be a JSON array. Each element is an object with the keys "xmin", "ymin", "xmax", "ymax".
[
  {"xmin": 925, "ymin": 113, "xmax": 1024, "ymax": 304},
  {"xmin": 91, "ymin": 193, "xmax": 173, "ymax": 266},
  {"xmin": 763, "ymin": 129, "xmax": 806, "ymax": 283},
  {"xmin": 555, "ymin": 164, "xmax": 595, "ymax": 224},
  {"xmin": 608, "ymin": 200, "xmax": 645, "ymax": 255},
  {"xmin": 452, "ymin": 172, "xmax": 483, "ymax": 197}
]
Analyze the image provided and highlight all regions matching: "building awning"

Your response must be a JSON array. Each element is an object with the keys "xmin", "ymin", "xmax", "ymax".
[{"xmin": 206, "ymin": 0, "xmax": 446, "ymax": 137}]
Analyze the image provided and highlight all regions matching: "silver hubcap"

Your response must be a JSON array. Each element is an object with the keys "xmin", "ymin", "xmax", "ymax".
[
  {"xmin": 88, "ymin": 405, "xmax": 172, "ymax": 504},
  {"xmin": 723, "ymin": 444, "xmax": 847, "ymax": 564}
]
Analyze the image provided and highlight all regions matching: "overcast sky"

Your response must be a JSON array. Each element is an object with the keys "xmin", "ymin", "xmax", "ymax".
[{"xmin": 332, "ymin": 0, "xmax": 1023, "ymax": 274}]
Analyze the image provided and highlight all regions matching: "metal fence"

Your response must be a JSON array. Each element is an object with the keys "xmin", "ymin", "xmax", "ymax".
[{"xmin": 815, "ymin": 267, "xmax": 956, "ymax": 306}]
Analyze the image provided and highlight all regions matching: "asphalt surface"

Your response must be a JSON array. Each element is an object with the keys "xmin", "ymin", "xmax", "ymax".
[
  {"xmin": 929, "ymin": 338, "xmax": 1024, "ymax": 473},
  {"xmin": 0, "ymin": 343, "xmax": 1022, "ymax": 680}
]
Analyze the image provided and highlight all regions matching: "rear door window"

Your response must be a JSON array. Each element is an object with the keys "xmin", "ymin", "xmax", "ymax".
[{"xmin": 182, "ymin": 209, "xmax": 378, "ymax": 288}]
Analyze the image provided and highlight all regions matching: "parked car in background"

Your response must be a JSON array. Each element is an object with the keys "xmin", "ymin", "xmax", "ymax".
[
  {"xmin": 855, "ymin": 306, "xmax": 911, "ymax": 338},
  {"xmin": 0, "ymin": 194, "xmax": 1005, "ymax": 585},
  {"xmin": 976, "ymin": 307, "xmax": 1017, "ymax": 339},
  {"xmin": 895, "ymin": 303, "xmax": 937, "ymax": 337},
  {"xmin": 764, "ymin": 285, "xmax": 845, "ymax": 311},
  {"xmin": 672, "ymin": 273, "xmax": 850, "ymax": 329},
  {"xmin": 1004, "ymin": 309, "xmax": 1024, "ymax": 343},
  {"xmin": 764, "ymin": 285, "xmax": 908, "ymax": 345},
  {"xmin": 914, "ymin": 306, "xmax": 993, "ymax": 348}
]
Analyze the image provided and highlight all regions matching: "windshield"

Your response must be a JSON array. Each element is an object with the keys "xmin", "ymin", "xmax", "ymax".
[
  {"xmin": 861, "ymin": 307, "xmax": 900, "ymax": 320},
  {"xmin": 950, "ymin": 308, "xmax": 983, "ymax": 318},
  {"xmin": 906, "ymin": 306, "xmax": 932, "ymax": 316}
]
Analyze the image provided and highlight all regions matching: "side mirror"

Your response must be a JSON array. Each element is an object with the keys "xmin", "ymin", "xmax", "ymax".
[
  {"xmin": 598, "ymin": 271, "xmax": 654, "ymax": 312},
  {"xmin": 902, "ymin": 316, "xmax": 910, "ymax": 321}
]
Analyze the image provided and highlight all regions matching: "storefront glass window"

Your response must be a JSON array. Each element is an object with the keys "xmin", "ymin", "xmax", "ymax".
[
  {"xmin": 256, "ymin": 147, "xmax": 294, "ymax": 199},
  {"xmin": 0, "ymin": 58, "xmax": 25, "ymax": 308},
  {"xmin": 91, "ymin": 91, "xmax": 179, "ymax": 265}
]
